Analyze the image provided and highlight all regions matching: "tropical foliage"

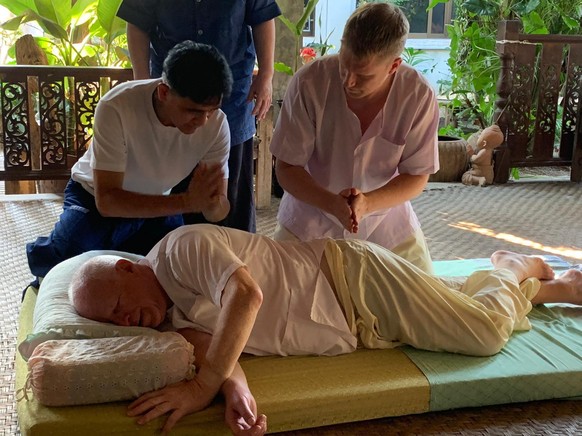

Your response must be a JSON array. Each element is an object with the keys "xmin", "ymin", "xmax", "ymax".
[{"xmin": 0, "ymin": 0, "xmax": 128, "ymax": 66}]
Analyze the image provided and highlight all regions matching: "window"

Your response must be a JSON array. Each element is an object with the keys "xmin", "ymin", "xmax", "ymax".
[
  {"xmin": 356, "ymin": 0, "xmax": 455, "ymax": 38},
  {"xmin": 302, "ymin": 0, "xmax": 316, "ymax": 37},
  {"xmin": 398, "ymin": 0, "xmax": 455, "ymax": 38}
]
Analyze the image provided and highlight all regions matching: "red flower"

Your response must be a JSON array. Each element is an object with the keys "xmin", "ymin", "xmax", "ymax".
[{"xmin": 300, "ymin": 47, "xmax": 317, "ymax": 64}]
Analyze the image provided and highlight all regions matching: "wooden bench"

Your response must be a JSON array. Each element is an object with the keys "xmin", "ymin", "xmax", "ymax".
[
  {"xmin": 493, "ymin": 20, "xmax": 582, "ymax": 183},
  {"xmin": 0, "ymin": 65, "xmax": 272, "ymax": 207}
]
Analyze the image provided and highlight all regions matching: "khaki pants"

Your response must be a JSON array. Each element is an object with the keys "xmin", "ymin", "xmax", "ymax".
[
  {"xmin": 324, "ymin": 239, "xmax": 540, "ymax": 357},
  {"xmin": 273, "ymin": 223, "xmax": 433, "ymax": 273}
]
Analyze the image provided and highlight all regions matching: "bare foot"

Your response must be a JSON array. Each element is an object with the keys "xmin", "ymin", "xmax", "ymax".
[
  {"xmin": 490, "ymin": 250, "xmax": 555, "ymax": 283},
  {"xmin": 533, "ymin": 269, "xmax": 582, "ymax": 305}
]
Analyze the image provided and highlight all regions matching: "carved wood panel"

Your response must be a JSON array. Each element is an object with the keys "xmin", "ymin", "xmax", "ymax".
[{"xmin": 560, "ymin": 44, "xmax": 582, "ymax": 161}]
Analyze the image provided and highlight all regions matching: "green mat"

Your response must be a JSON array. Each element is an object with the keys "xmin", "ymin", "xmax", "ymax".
[{"xmin": 403, "ymin": 256, "xmax": 582, "ymax": 411}]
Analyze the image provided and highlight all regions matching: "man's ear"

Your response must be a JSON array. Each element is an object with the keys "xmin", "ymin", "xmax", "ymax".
[
  {"xmin": 389, "ymin": 57, "xmax": 403, "ymax": 75},
  {"xmin": 115, "ymin": 258, "xmax": 134, "ymax": 272},
  {"xmin": 157, "ymin": 82, "xmax": 170, "ymax": 101}
]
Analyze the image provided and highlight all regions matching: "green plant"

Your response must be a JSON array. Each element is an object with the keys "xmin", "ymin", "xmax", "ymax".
[
  {"xmin": 0, "ymin": 0, "xmax": 128, "ymax": 66},
  {"xmin": 433, "ymin": 0, "xmax": 582, "ymax": 131},
  {"xmin": 274, "ymin": 0, "xmax": 320, "ymax": 76},
  {"xmin": 402, "ymin": 47, "xmax": 436, "ymax": 75}
]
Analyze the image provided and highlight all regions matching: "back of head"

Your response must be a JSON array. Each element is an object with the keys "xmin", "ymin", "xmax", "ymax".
[
  {"xmin": 162, "ymin": 40, "xmax": 233, "ymax": 105},
  {"xmin": 69, "ymin": 256, "xmax": 119, "ymax": 319},
  {"xmin": 342, "ymin": 3, "xmax": 409, "ymax": 59}
]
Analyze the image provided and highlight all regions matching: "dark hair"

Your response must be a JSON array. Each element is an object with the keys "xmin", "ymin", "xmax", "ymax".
[{"xmin": 162, "ymin": 41, "xmax": 233, "ymax": 104}]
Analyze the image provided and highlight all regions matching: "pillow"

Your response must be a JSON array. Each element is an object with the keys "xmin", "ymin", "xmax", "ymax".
[
  {"xmin": 19, "ymin": 250, "xmax": 163, "ymax": 360},
  {"xmin": 22, "ymin": 332, "xmax": 195, "ymax": 406}
]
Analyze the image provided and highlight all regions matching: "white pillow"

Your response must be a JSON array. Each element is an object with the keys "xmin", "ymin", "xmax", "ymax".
[
  {"xmin": 24, "ymin": 333, "xmax": 195, "ymax": 406},
  {"xmin": 19, "ymin": 250, "xmax": 162, "ymax": 360}
]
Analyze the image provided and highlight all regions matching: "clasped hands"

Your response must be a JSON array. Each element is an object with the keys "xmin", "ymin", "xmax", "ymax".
[
  {"xmin": 331, "ymin": 188, "xmax": 368, "ymax": 233},
  {"xmin": 184, "ymin": 162, "xmax": 228, "ymax": 220}
]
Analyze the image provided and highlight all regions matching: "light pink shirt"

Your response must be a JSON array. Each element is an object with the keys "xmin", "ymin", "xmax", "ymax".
[
  {"xmin": 270, "ymin": 55, "xmax": 439, "ymax": 249},
  {"xmin": 146, "ymin": 225, "xmax": 357, "ymax": 356}
]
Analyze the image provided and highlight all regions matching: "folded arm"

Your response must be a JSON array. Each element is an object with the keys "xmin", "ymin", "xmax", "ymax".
[
  {"xmin": 93, "ymin": 162, "xmax": 229, "ymax": 220},
  {"xmin": 127, "ymin": 267, "xmax": 264, "ymax": 434}
]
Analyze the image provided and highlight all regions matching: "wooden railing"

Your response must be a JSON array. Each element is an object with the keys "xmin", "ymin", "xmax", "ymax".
[
  {"xmin": 493, "ymin": 20, "xmax": 582, "ymax": 183},
  {"xmin": 0, "ymin": 65, "xmax": 272, "ymax": 207}
]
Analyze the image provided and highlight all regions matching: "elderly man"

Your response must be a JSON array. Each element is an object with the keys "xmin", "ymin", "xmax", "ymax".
[{"xmin": 70, "ymin": 224, "xmax": 582, "ymax": 435}]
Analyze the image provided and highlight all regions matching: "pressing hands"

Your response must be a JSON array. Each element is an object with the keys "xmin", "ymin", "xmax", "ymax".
[
  {"xmin": 333, "ymin": 188, "xmax": 367, "ymax": 233},
  {"xmin": 185, "ymin": 162, "xmax": 229, "ymax": 221}
]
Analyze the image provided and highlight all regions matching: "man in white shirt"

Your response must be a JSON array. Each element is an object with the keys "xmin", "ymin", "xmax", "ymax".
[
  {"xmin": 271, "ymin": 3, "xmax": 439, "ymax": 272},
  {"xmin": 70, "ymin": 224, "xmax": 582, "ymax": 434},
  {"xmin": 26, "ymin": 41, "xmax": 232, "ymax": 278}
]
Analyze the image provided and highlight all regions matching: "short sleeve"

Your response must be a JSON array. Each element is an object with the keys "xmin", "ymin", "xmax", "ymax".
[
  {"xmin": 398, "ymin": 86, "xmax": 439, "ymax": 175},
  {"xmin": 199, "ymin": 111, "xmax": 231, "ymax": 179},
  {"xmin": 245, "ymin": 0, "xmax": 281, "ymax": 26},
  {"xmin": 270, "ymin": 71, "xmax": 317, "ymax": 167},
  {"xmin": 90, "ymin": 100, "xmax": 128, "ymax": 173},
  {"xmin": 117, "ymin": 0, "xmax": 160, "ymax": 33}
]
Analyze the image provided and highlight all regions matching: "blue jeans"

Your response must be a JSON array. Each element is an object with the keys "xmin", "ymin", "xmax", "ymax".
[{"xmin": 26, "ymin": 180, "xmax": 183, "ymax": 277}]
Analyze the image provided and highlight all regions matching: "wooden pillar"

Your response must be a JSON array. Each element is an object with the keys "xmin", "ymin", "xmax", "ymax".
[{"xmin": 255, "ymin": 106, "xmax": 274, "ymax": 208}]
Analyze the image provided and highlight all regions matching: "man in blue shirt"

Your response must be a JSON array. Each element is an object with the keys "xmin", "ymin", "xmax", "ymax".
[{"xmin": 117, "ymin": 0, "xmax": 281, "ymax": 232}]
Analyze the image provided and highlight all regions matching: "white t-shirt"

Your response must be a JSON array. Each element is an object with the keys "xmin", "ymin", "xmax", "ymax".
[
  {"xmin": 270, "ymin": 55, "xmax": 439, "ymax": 249},
  {"xmin": 146, "ymin": 224, "xmax": 357, "ymax": 356},
  {"xmin": 71, "ymin": 79, "xmax": 230, "ymax": 195}
]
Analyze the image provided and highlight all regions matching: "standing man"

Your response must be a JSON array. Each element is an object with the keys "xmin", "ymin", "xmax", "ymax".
[
  {"xmin": 117, "ymin": 0, "xmax": 281, "ymax": 232},
  {"xmin": 26, "ymin": 41, "xmax": 233, "ymax": 278},
  {"xmin": 270, "ymin": 3, "xmax": 439, "ymax": 272}
]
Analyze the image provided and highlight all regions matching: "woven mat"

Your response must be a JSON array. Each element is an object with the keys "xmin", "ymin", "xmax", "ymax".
[{"xmin": 1, "ymin": 180, "xmax": 581, "ymax": 435}]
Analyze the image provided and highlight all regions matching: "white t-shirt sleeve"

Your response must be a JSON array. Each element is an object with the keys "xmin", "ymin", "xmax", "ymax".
[
  {"xmin": 166, "ymin": 227, "xmax": 244, "ymax": 307},
  {"xmin": 90, "ymin": 100, "xmax": 128, "ymax": 173},
  {"xmin": 199, "ymin": 111, "xmax": 231, "ymax": 178}
]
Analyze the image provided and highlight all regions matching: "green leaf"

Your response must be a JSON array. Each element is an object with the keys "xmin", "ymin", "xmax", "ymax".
[
  {"xmin": 0, "ymin": 0, "xmax": 35, "ymax": 15},
  {"xmin": 562, "ymin": 16, "xmax": 579, "ymax": 30},
  {"xmin": 274, "ymin": 62, "xmax": 293, "ymax": 76},
  {"xmin": 461, "ymin": 0, "xmax": 499, "ymax": 16},
  {"xmin": 33, "ymin": 0, "xmax": 71, "ymax": 28},
  {"xmin": 1, "ymin": 14, "xmax": 27, "ymax": 31},
  {"xmin": 295, "ymin": 0, "xmax": 319, "ymax": 35},
  {"xmin": 278, "ymin": 15, "xmax": 297, "ymax": 36},
  {"xmin": 96, "ymin": 0, "xmax": 123, "ymax": 36},
  {"xmin": 427, "ymin": 0, "xmax": 448, "ymax": 11}
]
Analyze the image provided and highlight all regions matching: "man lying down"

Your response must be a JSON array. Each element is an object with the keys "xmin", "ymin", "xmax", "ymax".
[{"xmin": 69, "ymin": 224, "xmax": 582, "ymax": 435}]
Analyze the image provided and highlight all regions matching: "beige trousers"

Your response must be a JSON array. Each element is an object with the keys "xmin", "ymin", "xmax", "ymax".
[
  {"xmin": 324, "ymin": 240, "xmax": 540, "ymax": 357},
  {"xmin": 273, "ymin": 223, "xmax": 434, "ymax": 273}
]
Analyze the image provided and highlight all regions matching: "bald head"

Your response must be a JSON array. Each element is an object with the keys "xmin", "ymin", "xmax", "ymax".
[
  {"xmin": 68, "ymin": 255, "xmax": 170, "ymax": 328},
  {"xmin": 69, "ymin": 255, "xmax": 121, "ymax": 320}
]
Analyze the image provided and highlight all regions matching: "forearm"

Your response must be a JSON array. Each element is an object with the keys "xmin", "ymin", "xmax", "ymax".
[
  {"xmin": 276, "ymin": 161, "xmax": 337, "ymax": 214},
  {"xmin": 364, "ymin": 173, "xmax": 429, "ymax": 213},
  {"xmin": 202, "ymin": 268, "xmax": 262, "ymax": 388},
  {"xmin": 95, "ymin": 188, "xmax": 193, "ymax": 218},
  {"xmin": 252, "ymin": 20, "xmax": 275, "ymax": 80},
  {"xmin": 126, "ymin": 23, "xmax": 151, "ymax": 80}
]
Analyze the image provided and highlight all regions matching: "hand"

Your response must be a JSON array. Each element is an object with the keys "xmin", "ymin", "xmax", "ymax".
[
  {"xmin": 346, "ymin": 188, "xmax": 369, "ymax": 232},
  {"xmin": 248, "ymin": 72, "xmax": 272, "ymax": 120},
  {"xmin": 330, "ymin": 189, "xmax": 357, "ymax": 233},
  {"xmin": 127, "ymin": 374, "xmax": 220, "ymax": 434},
  {"xmin": 223, "ymin": 380, "xmax": 267, "ymax": 435},
  {"xmin": 185, "ymin": 162, "xmax": 226, "ymax": 214}
]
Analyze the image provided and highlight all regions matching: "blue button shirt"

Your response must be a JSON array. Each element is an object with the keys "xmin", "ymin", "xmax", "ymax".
[{"xmin": 118, "ymin": 0, "xmax": 281, "ymax": 145}]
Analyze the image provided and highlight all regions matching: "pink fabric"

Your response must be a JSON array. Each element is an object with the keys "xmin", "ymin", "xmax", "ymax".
[{"xmin": 270, "ymin": 55, "xmax": 439, "ymax": 249}]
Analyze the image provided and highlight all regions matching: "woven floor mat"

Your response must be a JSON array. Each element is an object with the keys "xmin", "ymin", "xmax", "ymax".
[{"xmin": 1, "ymin": 180, "xmax": 581, "ymax": 435}]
